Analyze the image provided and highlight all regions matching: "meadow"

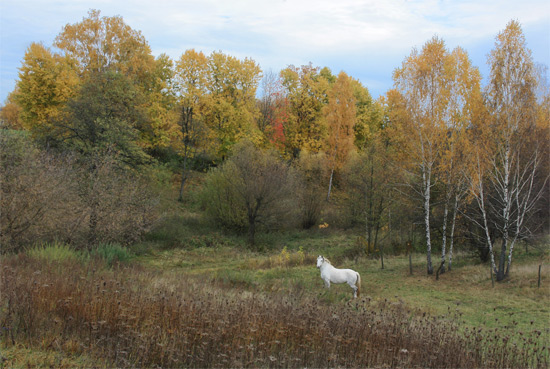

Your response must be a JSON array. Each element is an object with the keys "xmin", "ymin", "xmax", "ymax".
[{"xmin": 1, "ymin": 213, "xmax": 549, "ymax": 368}]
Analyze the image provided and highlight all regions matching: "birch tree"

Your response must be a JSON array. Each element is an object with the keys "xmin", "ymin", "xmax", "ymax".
[
  {"xmin": 392, "ymin": 37, "xmax": 452, "ymax": 275},
  {"xmin": 468, "ymin": 20, "xmax": 548, "ymax": 281},
  {"xmin": 436, "ymin": 47, "xmax": 482, "ymax": 273}
]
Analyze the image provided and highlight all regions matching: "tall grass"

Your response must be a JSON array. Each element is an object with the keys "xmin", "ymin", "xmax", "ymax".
[
  {"xmin": 90, "ymin": 243, "xmax": 134, "ymax": 266},
  {"xmin": 26, "ymin": 242, "xmax": 81, "ymax": 263},
  {"xmin": 1, "ymin": 254, "xmax": 547, "ymax": 368},
  {"xmin": 25, "ymin": 242, "xmax": 133, "ymax": 267}
]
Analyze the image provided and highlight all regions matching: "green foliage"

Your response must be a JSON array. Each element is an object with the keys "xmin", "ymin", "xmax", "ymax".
[
  {"xmin": 90, "ymin": 243, "xmax": 134, "ymax": 266},
  {"xmin": 201, "ymin": 141, "xmax": 298, "ymax": 245},
  {"xmin": 57, "ymin": 70, "xmax": 150, "ymax": 166},
  {"xmin": 200, "ymin": 165, "xmax": 248, "ymax": 231},
  {"xmin": 293, "ymin": 151, "xmax": 328, "ymax": 229},
  {"xmin": 26, "ymin": 242, "xmax": 81, "ymax": 264}
]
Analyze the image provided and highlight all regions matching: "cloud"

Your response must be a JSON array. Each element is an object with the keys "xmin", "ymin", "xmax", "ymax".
[{"xmin": 1, "ymin": 0, "xmax": 549, "ymax": 101}]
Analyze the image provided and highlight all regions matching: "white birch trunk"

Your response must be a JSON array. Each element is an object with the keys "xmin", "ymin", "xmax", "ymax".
[
  {"xmin": 448, "ymin": 192, "xmax": 459, "ymax": 271},
  {"xmin": 472, "ymin": 153, "xmax": 498, "ymax": 275},
  {"xmin": 440, "ymin": 194, "xmax": 449, "ymax": 273},
  {"xmin": 423, "ymin": 164, "xmax": 433, "ymax": 274}
]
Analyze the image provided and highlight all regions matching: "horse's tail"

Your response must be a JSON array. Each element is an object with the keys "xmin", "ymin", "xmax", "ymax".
[{"xmin": 356, "ymin": 272, "xmax": 361, "ymax": 297}]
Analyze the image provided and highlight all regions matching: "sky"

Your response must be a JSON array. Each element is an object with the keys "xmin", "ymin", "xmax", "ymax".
[{"xmin": 1, "ymin": 0, "xmax": 549, "ymax": 104}]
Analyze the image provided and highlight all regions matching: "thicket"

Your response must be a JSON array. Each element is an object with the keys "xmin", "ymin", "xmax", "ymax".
[
  {"xmin": 0, "ymin": 131, "xmax": 159, "ymax": 252},
  {"xmin": 2, "ymin": 253, "xmax": 547, "ymax": 368}
]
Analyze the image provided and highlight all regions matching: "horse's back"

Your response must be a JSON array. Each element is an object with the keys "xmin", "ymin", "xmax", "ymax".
[{"xmin": 327, "ymin": 268, "xmax": 358, "ymax": 284}]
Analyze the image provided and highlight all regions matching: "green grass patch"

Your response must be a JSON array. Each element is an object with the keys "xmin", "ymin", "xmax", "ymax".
[
  {"xmin": 90, "ymin": 243, "xmax": 133, "ymax": 267},
  {"xmin": 26, "ymin": 243, "xmax": 82, "ymax": 264},
  {"xmin": 0, "ymin": 343, "xmax": 107, "ymax": 368}
]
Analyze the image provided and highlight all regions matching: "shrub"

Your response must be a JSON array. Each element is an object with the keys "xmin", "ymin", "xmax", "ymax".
[
  {"xmin": 0, "ymin": 132, "xmax": 80, "ymax": 252},
  {"xmin": 90, "ymin": 243, "xmax": 133, "ymax": 266},
  {"xmin": 294, "ymin": 152, "xmax": 328, "ymax": 229},
  {"xmin": 201, "ymin": 141, "xmax": 298, "ymax": 246},
  {"xmin": 0, "ymin": 131, "xmax": 160, "ymax": 251}
]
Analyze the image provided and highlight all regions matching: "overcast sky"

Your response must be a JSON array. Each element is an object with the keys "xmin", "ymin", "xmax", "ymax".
[{"xmin": 1, "ymin": 0, "xmax": 549, "ymax": 103}]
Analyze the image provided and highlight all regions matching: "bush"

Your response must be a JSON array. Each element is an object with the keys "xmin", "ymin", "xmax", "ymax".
[
  {"xmin": 200, "ymin": 165, "xmax": 248, "ymax": 232},
  {"xmin": 0, "ymin": 132, "xmax": 80, "ymax": 252},
  {"xmin": 294, "ymin": 152, "xmax": 328, "ymax": 229},
  {"xmin": 0, "ymin": 131, "xmax": 160, "ymax": 251},
  {"xmin": 201, "ymin": 141, "xmax": 298, "ymax": 246},
  {"xmin": 91, "ymin": 243, "xmax": 133, "ymax": 266}
]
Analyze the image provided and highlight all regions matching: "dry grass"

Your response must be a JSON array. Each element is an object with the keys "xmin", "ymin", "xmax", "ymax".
[{"xmin": 1, "ymin": 253, "xmax": 548, "ymax": 368}]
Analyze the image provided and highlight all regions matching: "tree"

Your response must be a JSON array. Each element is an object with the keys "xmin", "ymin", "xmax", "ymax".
[
  {"xmin": 54, "ymin": 9, "xmax": 155, "ymax": 80},
  {"xmin": 467, "ymin": 20, "xmax": 548, "ymax": 281},
  {"xmin": 53, "ymin": 70, "xmax": 151, "ymax": 245},
  {"xmin": 15, "ymin": 42, "xmax": 79, "ymax": 137},
  {"xmin": 56, "ymin": 70, "xmax": 149, "ymax": 166},
  {"xmin": 174, "ymin": 49, "xmax": 210, "ymax": 200},
  {"xmin": 257, "ymin": 70, "xmax": 280, "ymax": 134},
  {"xmin": 280, "ymin": 64, "xmax": 331, "ymax": 158},
  {"xmin": 0, "ymin": 91, "xmax": 23, "ymax": 129},
  {"xmin": 141, "ymin": 53, "xmax": 180, "ymax": 152},
  {"xmin": 257, "ymin": 70, "xmax": 288, "ymax": 150},
  {"xmin": 351, "ymin": 79, "xmax": 380, "ymax": 151},
  {"xmin": 0, "ymin": 131, "xmax": 77, "ymax": 251},
  {"xmin": 391, "ymin": 37, "xmax": 452, "ymax": 275},
  {"xmin": 436, "ymin": 46, "xmax": 482, "ymax": 273},
  {"xmin": 391, "ymin": 36, "xmax": 482, "ymax": 275},
  {"xmin": 294, "ymin": 152, "xmax": 329, "ymax": 229},
  {"xmin": 202, "ymin": 141, "xmax": 296, "ymax": 246},
  {"xmin": 324, "ymin": 71, "xmax": 356, "ymax": 200},
  {"xmin": 52, "ymin": 9, "xmax": 177, "ymax": 153},
  {"xmin": 344, "ymin": 138, "xmax": 393, "ymax": 268},
  {"xmin": 203, "ymin": 52, "xmax": 262, "ymax": 160}
]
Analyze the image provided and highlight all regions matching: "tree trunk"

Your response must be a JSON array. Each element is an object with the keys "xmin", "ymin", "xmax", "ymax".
[
  {"xmin": 247, "ymin": 201, "xmax": 261, "ymax": 247},
  {"xmin": 365, "ymin": 188, "xmax": 370, "ymax": 255},
  {"xmin": 375, "ymin": 220, "xmax": 383, "ymax": 269},
  {"xmin": 440, "ymin": 198, "xmax": 449, "ymax": 274},
  {"xmin": 497, "ymin": 145, "xmax": 512, "ymax": 281},
  {"xmin": 448, "ymin": 193, "xmax": 459, "ymax": 272},
  {"xmin": 248, "ymin": 218, "xmax": 256, "ymax": 246},
  {"xmin": 423, "ymin": 168, "xmax": 433, "ymax": 275},
  {"xmin": 327, "ymin": 168, "xmax": 335, "ymax": 201},
  {"xmin": 178, "ymin": 106, "xmax": 193, "ymax": 202},
  {"xmin": 473, "ymin": 153, "xmax": 498, "ymax": 276},
  {"xmin": 496, "ymin": 239, "xmax": 508, "ymax": 281}
]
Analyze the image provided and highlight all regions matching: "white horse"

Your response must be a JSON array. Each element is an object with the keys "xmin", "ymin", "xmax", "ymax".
[{"xmin": 317, "ymin": 255, "xmax": 361, "ymax": 298}]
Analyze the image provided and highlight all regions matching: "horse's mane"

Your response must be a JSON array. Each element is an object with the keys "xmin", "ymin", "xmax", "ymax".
[{"xmin": 323, "ymin": 257, "xmax": 332, "ymax": 265}]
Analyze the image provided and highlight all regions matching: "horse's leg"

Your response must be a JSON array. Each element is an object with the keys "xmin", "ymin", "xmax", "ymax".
[
  {"xmin": 348, "ymin": 281, "xmax": 358, "ymax": 298},
  {"xmin": 324, "ymin": 279, "xmax": 330, "ymax": 289}
]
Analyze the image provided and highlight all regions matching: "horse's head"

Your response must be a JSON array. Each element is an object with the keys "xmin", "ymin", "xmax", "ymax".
[{"xmin": 317, "ymin": 255, "xmax": 324, "ymax": 268}]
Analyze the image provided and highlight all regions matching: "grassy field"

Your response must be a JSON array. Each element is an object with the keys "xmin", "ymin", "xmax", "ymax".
[
  {"xmin": 1, "ymin": 212, "xmax": 549, "ymax": 368},
  {"xmin": 137, "ymin": 234, "xmax": 550, "ymax": 335}
]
